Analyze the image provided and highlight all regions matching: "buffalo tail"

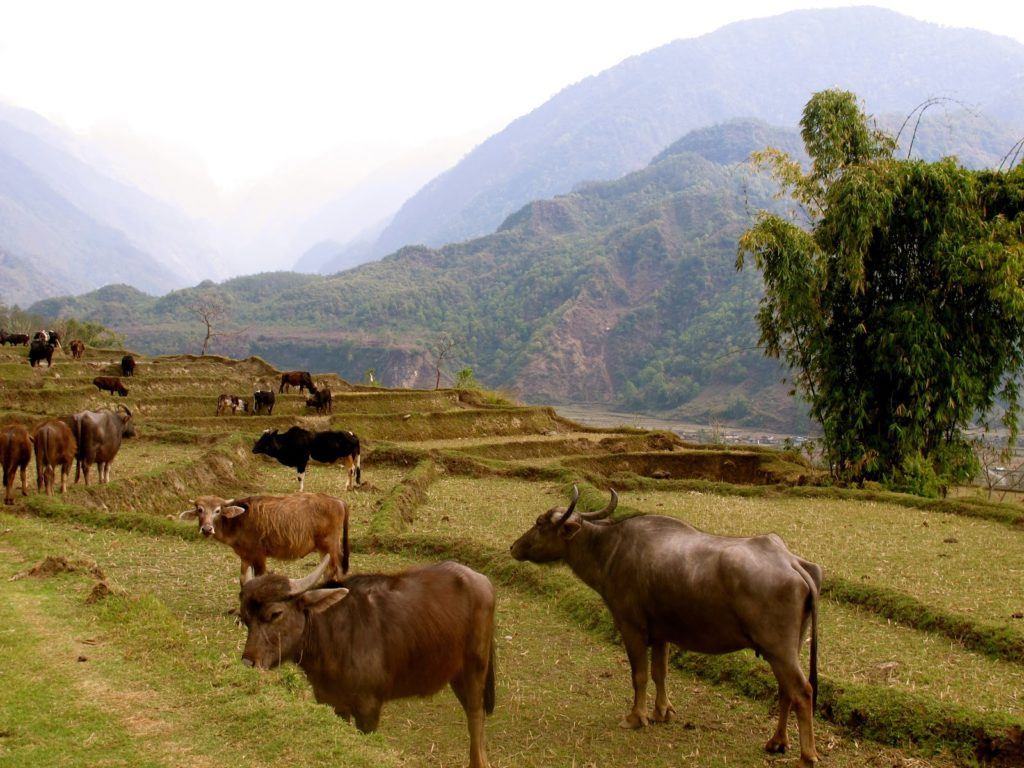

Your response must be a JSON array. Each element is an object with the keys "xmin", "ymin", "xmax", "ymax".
[
  {"xmin": 341, "ymin": 506, "xmax": 350, "ymax": 575},
  {"xmin": 355, "ymin": 445, "xmax": 362, "ymax": 486},
  {"xmin": 484, "ymin": 640, "xmax": 496, "ymax": 715}
]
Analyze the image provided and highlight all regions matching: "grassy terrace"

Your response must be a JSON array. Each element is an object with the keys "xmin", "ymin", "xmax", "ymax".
[{"xmin": 0, "ymin": 344, "xmax": 1021, "ymax": 766}]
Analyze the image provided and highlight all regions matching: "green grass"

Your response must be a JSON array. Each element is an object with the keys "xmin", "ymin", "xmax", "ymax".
[
  {"xmin": 0, "ymin": 513, "xmax": 961, "ymax": 768},
  {"xmin": 3, "ymin": 346, "xmax": 1023, "ymax": 765}
]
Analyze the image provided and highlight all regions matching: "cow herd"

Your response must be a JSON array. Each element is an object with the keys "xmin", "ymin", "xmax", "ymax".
[
  {"xmin": 0, "ymin": 406, "xmax": 135, "ymax": 503},
  {"xmin": 216, "ymin": 371, "xmax": 332, "ymax": 417},
  {"xmin": 0, "ymin": 346, "xmax": 825, "ymax": 768}
]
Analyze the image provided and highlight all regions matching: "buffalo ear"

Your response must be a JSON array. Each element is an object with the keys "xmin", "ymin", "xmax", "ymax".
[
  {"xmin": 178, "ymin": 509, "xmax": 198, "ymax": 520},
  {"xmin": 300, "ymin": 587, "xmax": 349, "ymax": 614},
  {"xmin": 221, "ymin": 505, "xmax": 247, "ymax": 518},
  {"xmin": 558, "ymin": 516, "xmax": 582, "ymax": 540}
]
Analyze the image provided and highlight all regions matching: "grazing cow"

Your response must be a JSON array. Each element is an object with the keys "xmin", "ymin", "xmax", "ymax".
[
  {"xmin": 121, "ymin": 354, "xmax": 135, "ymax": 376},
  {"xmin": 216, "ymin": 393, "xmax": 249, "ymax": 416},
  {"xmin": 238, "ymin": 556, "xmax": 495, "ymax": 768},
  {"xmin": 4, "ymin": 333, "xmax": 30, "ymax": 346},
  {"xmin": 93, "ymin": 376, "xmax": 129, "ymax": 397},
  {"xmin": 0, "ymin": 424, "xmax": 32, "ymax": 504},
  {"xmin": 511, "ymin": 487, "xmax": 822, "ymax": 767},
  {"xmin": 279, "ymin": 370, "xmax": 316, "ymax": 394},
  {"xmin": 29, "ymin": 339, "xmax": 56, "ymax": 367},
  {"xmin": 69, "ymin": 339, "xmax": 85, "ymax": 359},
  {"xmin": 179, "ymin": 493, "xmax": 349, "ymax": 584},
  {"xmin": 252, "ymin": 389, "xmax": 276, "ymax": 415},
  {"xmin": 252, "ymin": 426, "xmax": 362, "ymax": 491},
  {"xmin": 306, "ymin": 386, "xmax": 333, "ymax": 414},
  {"xmin": 33, "ymin": 419, "xmax": 76, "ymax": 495},
  {"xmin": 66, "ymin": 406, "xmax": 135, "ymax": 484}
]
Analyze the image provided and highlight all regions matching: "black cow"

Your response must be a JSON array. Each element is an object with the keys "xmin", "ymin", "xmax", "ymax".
[
  {"xmin": 306, "ymin": 387, "xmax": 333, "ymax": 414},
  {"xmin": 121, "ymin": 355, "xmax": 136, "ymax": 376},
  {"xmin": 252, "ymin": 390, "xmax": 276, "ymax": 415},
  {"xmin": 4, "ymin": 333, "xmax": 29, "ymax": 346},
  {"xmin": 253, "ymin": 427, "xmax": 362, "ymax": 491},
  {"xmin": 29, "ymin": 339, "xmax": 56, "ymax": 367}
]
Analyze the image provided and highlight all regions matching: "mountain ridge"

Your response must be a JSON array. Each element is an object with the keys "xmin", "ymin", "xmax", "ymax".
[{"xmin": 365, "ymin": 7, "xmax": 1024, "ymax": 260}]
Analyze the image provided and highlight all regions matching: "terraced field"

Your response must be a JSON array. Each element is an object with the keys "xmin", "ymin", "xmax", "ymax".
[{"xmin": 0, "ymin": 343, "xmax": 1021, "ymax": 767}]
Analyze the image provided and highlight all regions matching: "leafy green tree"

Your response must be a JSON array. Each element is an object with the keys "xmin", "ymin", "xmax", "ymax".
[
  {"xmin": 454, "ymin": 367, "xmax": 479, "ymax": 389},
  {"xmin": 739, "ymin": 89, "xmax": 1024, "ymax": 491}
]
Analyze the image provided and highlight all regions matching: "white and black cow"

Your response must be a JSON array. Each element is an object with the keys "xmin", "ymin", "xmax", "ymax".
[{"xmin": 252, "ymin": 427, "xmax": 362, "ymax": 491}]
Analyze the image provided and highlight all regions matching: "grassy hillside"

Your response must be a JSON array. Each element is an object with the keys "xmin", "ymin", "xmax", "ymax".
[{"xmin": 0, "ymin": 345, "xmax": 1022, "ymax": 766}]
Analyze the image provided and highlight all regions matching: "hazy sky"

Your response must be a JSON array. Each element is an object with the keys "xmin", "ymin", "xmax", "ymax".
[{"xmin": 2, "ymin": 1, "xmax": 1022, "ymax": 192}]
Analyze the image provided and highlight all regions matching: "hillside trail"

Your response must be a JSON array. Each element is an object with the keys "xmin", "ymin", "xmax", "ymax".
[{"xmin": 2, "ymin": 556, "xmax": 215, "ymax": 768}]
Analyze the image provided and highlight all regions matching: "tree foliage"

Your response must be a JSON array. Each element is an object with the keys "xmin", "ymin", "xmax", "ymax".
[{"xmin": 739, "ymin": 89, "xmax": 1024, "ymax": 490}]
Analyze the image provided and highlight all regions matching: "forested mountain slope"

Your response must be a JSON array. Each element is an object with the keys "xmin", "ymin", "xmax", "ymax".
[{"xmin": 366, "ymin": 7, "xmax": 1024, "ymax": 260}]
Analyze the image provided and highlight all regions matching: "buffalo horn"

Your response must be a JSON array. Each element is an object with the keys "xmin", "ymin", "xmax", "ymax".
[
  {"xmin": 579, "ymin": 489, "xmax": 618, "ymax": 521},
  {"xmin": 241, "ymin": 565, "xmax": 255, "ymax": 585},
  {"xmin": 286, "ymin": 555, "xmax": 332, "ymax": 596},
  {"xmin": 557, "ymin": 484, "xmax": 580, "ymax": 525}
]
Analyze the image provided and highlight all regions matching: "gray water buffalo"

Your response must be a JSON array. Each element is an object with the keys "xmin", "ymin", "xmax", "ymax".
[
  {"xmin": 66, "ymin": 406, "xmax": 136, "ymax": 484},
  {"xmin": 511, "ymin": 486, "xmax": 822, "ymax": 767},
  {"xmin": 239, "ymin": 556, "xmax": 495, "ymax": 768}
]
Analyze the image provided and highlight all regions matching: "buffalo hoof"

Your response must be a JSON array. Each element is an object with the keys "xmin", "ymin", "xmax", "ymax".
[
  {"xmin": 650, "ymin": 704, "xmax": 676, "ymax": 723},
  {"xmin": 798, "ymin": 756, "xmax": 818, "ymax": 768},
  {"xmin": 764, "ymin": 737, "xmax": 788, "ymax": 754},
  {"xmin": 619, "ymin": 711, "xmax": 649, "ymax": 729}
]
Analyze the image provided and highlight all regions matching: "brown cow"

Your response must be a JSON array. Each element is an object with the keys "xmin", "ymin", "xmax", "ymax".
[
  {"xmin": 238, "ymin": 556, "xmax": 495, "ymax": 768},
  {"xmin": 279, "ymin": 370, "xmax": 316, "ymax": 394},
  {"xmin": 179, "ymin": 493, "xmax": 349, "ymax": 585},
  {"xmin": 69, "ymin": 339, "xmax": 85, "ymax": 359},
  {"xmin": 33, "ymin": 419, "xmax": 76, "ymax": 495},
  {"xmin": 511, "ymin": 487, "xmax": 822, "ymax": 767},
  {"xmin": 93, "ymin": 376, "xmax": 129, "ymax": 397},
  {"xmin": 0, "ymin": 424, "xmax": 32, "ymax": 504}
]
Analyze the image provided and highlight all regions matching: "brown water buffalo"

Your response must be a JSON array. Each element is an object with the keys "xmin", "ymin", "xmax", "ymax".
[
  {"xmin": 179, "ymin": 493, "xmax": 349, "ymax": 585},
  {"xmin": 0, "ymin": 423, "xmax": 32, "ymax": 504},
  {"xmin": 511, "ymin": 486, "xmax": 822, "ymax": 767},
  {"xmin": 93, "ymin": 376, "xmax": 129, "ymax": 396},
  {"xmin": 67, "ymin": 406, "xmax": 136, "ymax": 484},
  {"xmin": 69, "ymin": 339, "xmax": 85, "ymax": 359},
  {"xmin": 238, "ymin": 556, "xmax": 495, "ymax": 768},
  {"xmin": 33, "ymin": 419, "xmax": 76, "ymax": 495},
  {"xmin": 279, "ymin": 370, "xmax": 316, "ymax": 394},
  {"xmin": 3, "ymin": 333, "xmax": 29, "ymax": 346}
]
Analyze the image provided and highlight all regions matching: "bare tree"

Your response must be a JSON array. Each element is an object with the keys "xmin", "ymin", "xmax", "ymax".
[
  {"xmin": 430, "ymin": 333, "xmax": 457, "ymax": 390},
  {"xmin": 971, "ymin": 436, "xmax": 1024, "ymax": 501},
  {"xmin": 186, "ymin": 293, "xmax": 247, "ymax": 356}
]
